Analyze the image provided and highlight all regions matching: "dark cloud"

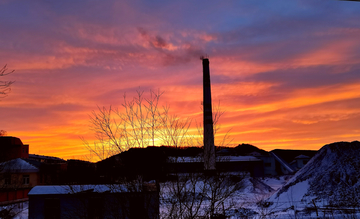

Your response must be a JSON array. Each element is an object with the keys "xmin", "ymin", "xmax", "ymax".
[
  {"xmin": 153, "ymin": 36, "xmax": 168, "ymax": 49},
  {"xmin": 138, "ymin": 28, "xmax": 169, "ymax": 50},
  {"xmin": 246, "ymin": 64, "xmax": 360, "ymax": 91},
  {"xmin": 137, "ymin": 27, "xmax": 149, "ymax": 38},
  {"xmin": 137, "ymin": 27, "xmax": 205, "ymax": 66}
]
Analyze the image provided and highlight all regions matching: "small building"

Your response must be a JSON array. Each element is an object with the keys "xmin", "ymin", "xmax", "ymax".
[
  {"xmin": 258, "ymin": 149, "xmax": 318, "ymax": 176},
  {"xmin": 0, "ymin": 158, "xmax": 40, "ymax": 204},
  {"xmin": 237, "ymin": 147, "xmax": 317, "ymax": 176},
  {"xmin": 28, "ymin": 184, "xmax": 160, "ymax": 219},
  {"xmin": 167, "ymin": 155, "xmax": 264, "ymax": 177},
  {"xmin": 290, "ymin": 155, "xmax": 311, "ymax": 170},
  {"xmin": 254, "ymin": 154, "xmax": 278, "ymax": 176},
  {"xmin": 28, "ymin": 154, "xmax": 65, "ymax": 164},
  {"xmin": 0, "ymin": 136, "xmax": 29, "ymax": 162},
  {"xmin": 219, "ymin": 156, "xmax": 264, "ymax": 177}
]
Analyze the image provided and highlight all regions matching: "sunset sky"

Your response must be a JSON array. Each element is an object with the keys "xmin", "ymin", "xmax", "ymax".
[{"xmin": 1, "ymin": 0, "xmax": 360, "ymax": 160}]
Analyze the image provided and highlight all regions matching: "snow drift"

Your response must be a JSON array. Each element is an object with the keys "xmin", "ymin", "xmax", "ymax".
[{"xmin": 268, "ymin": 141, "xmax": 360, "ymax": 209}]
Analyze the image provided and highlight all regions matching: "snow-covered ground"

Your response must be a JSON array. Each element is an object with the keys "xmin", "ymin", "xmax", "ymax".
[
  {"xmin": 14, "ymin": 206, "xmax": 28, "ymax": 219},
  {"xmin": 248, "ymin": 141, "xmax": 360, "ymax": 219},
  {"xmin": 261, "ymin": 175, "xmax": 290, "ymax": 191},
  {"xmin": 8, "ymin": 175, "xmax": 360, "ymax": 218},
  {"xmin": 159, "ymin": 174, "xmax": 289, "ymax": 218},
  {"xmin": 160, "ymin": 141, "xmax": 360, "ymax": 218},
  {"xmin": 8, "ymin": 142, "xmax": 360, "ymax": 219},
  {"xmin": 0, "ymin": 201, "xmax": 28, "ymax": 219}
]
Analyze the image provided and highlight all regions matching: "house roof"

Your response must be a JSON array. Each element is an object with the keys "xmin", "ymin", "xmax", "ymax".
[
  {"xmin": 0, "ymin": 158, "xmax": 39, "ymax": 173},
  {"xmin": 221, "ymin": 156, "xmax": 261, "ymax": 162},
  {"xmin": 168, "ymin": 155, "xmax": 261, "ymax": 163},
  {"xmin": 295, "ymin": 155, "xmax": 310, "ymax": 159},
  {"xmin": 29, "ymin": 184, "xmax": 138, "ymax": 195},
  {"xmin": 168, "ymin": 156, "xmax": 203, "ymax": 163},
  {"xmin": 0, "ymin": 136, "xmax": 24, "ymax": 146},
  {"xmin": 29, "ymin": 154, "xmax": 65, "ymax": 162}
]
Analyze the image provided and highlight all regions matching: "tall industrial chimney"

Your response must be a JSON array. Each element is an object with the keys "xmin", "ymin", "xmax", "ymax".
[{"xmin": 202, "ymin": 57, "xmax": 216, "ymax": 170}]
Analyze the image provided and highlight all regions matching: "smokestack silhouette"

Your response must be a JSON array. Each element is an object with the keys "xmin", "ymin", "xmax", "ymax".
[{"xmin": 202, "ymin": 57, "xmax": 216, "ymax": 170}]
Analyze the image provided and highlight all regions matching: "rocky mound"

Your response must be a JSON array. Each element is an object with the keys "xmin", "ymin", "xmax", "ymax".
[{"xmin": 268, "ymin": 141, "xmax": 360, "ymax": 208}]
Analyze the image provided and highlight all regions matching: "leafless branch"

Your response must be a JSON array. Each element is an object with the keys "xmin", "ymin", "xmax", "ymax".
[{"xmin": 0, "ymin": 65, "xmax": 15, "ymax": 98}]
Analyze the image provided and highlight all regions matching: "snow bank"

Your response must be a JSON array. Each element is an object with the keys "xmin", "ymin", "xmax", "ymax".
[
  {"xmin": 267, "ymin": 141, "xmax": 360, "ymax": 210},
  {"xmin": 28, "ymin": 184, "xmax": 131, "ymax": 195}
]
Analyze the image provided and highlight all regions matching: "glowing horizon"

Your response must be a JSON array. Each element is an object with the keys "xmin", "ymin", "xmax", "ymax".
[{"xmin": 1, "ymin": 0, "xmax": 360, "ymax": 160}]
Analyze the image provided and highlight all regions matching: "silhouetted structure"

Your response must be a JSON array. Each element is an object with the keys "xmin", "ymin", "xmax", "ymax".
[
  {"xmin": 270, "ymin": 149, "xmax": 317, "ymax": 174},
  {"xmin": 202, "ymin": 58, "xmax": 216, "ymax": 171},
  {"xmin": 28, "ymin": 154, "xmax": 65, "ymax": 164},
  {"xmin": 94, "ymin": 145, "xmax": 319, "ymax": 182},
  {"xmin": 0, "ymin": 158, "xmax": 40, "ymax": 204},
  {"xmin": 0, "ymin": 136, "xmax": 29, "ymax": 162},
  {"xmin": 29, "ymin": 184, "xmax": 160, "ymax": 219},
  {"xmin": 97, "ymin": 147, "xmax": 168, "ymax": 182},
  {"xmin": 167, "ymin": 156, "xmax": 264, "ymax": 177},
  {"xmin": 216, "ymin": 144, "xmax": 318, "ymax": 176}
]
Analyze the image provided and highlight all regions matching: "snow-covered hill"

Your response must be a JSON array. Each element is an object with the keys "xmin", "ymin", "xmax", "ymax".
[{"xmin": 268, "ymin": 141, "xmax": 360, "ymax": 209}]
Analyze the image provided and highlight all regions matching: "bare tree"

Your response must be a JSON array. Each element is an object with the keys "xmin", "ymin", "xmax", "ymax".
[
  {"xmin": 0, "ymin": 65, "xmax": 14, "ymax": 99},
  {"xmin": 84, "ymin": 89, "xmax": 244, "ymax": 218},
  {"xmin": 196, "ymin": 101, "xmax": 233, "ymax": 148},
  {"xmin": 160, "ymin": 164, "xmax": 246, "ymax": 219},
  {"xmin": 157, "ymin": 106, "xmax": 192, "ymax": 148},
  {"xmin": 0, "ymin": 130, "xmax": 7, "ymax": 136},
  {"xmin": 84, "ymin": 90, "xmax": 193, "ymax": 161},
  {"xmin": 84, "ymin": 89, "xmax": 234, "ymax": 161}
]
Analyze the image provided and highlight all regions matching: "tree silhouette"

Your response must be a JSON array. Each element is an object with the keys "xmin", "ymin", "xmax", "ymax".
[
  {"xmin": 0, "ymin": 130, "xmax": 7, "ymax": 136},
  {"xmin": 83, "ymin": 90, "xmax": 193, "ymax": 161},
  {"xmin": 0, "ymin": 65, "xmax": 14, "ymax": 99}
]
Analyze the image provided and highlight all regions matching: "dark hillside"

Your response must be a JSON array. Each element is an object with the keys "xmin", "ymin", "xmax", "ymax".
[{"xmin": 234, "ymin": 144, "xmax": 268, "ymax": 156}]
